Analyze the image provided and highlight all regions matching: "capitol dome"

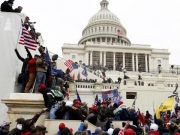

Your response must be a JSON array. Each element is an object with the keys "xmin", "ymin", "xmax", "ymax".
[{"xmin": 78, "ymin": 0, "xmax": 131, "ymax": 45}]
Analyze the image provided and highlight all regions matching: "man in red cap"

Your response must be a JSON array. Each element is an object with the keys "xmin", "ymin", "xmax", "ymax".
[
  {"xmin": 69, "ymin": 100, "xmax": 85, "ymax": 120},
  {"xmin": 55, "ymin": 123, "xmax": 66, "ymax": 135},
  {"xmin": 123, "ymin": 128, "xmax": 136, "ymax": 135}
]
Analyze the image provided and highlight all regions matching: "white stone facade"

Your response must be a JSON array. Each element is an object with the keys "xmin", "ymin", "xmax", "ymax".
[{"xmin": 62, "ymin": 0, "xmax": 170, "ymax": 72}]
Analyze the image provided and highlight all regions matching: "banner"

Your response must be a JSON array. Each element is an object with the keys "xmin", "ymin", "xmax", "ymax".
[{"xmin": 102, "ymin": 89, "xmax": 122, "ymax": 103}]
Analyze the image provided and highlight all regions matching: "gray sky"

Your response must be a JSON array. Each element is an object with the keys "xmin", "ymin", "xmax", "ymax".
[{"xmin": 13, "ymin": 0, "xmax": 180, "ymax": 65}]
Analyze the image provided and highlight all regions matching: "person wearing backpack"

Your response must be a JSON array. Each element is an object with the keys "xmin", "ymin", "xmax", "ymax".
[{"xmin": 38, "ymin": 84, "xmax": 64, "ymax": 119}]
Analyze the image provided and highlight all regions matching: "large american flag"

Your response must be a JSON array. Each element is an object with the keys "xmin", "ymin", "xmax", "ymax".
[
  {"xmin": 18, "ymin": 21, "xmax": 38, "ymax": 50},
  {"xmin": 64, "ymin": 60, "xmax": 74, "ymax": 72},
  {"xmin": 64, "ymin": 59, "xmax": 77, "ymax": 72}
]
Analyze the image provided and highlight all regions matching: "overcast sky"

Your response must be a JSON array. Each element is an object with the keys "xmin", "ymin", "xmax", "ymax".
[{"xmin": 12, "ymin": 0, "xmax": 180, "ymax": 65}]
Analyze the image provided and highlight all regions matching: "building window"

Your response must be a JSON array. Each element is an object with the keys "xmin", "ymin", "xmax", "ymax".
[
  {"xmin": 72, "ymin": 55, "xmax": 75, "ymax": 59},
  {"xmin": 158, "ymin": 60, "xmax": 161, "ymax": 65},
  {"xmin": 126, "ymin": 92, "xmax": 137, "ymax": 99}
]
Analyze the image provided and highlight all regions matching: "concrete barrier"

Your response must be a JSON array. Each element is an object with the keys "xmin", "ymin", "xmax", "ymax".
[{"xmin": 44, "ymin": 120, "xmax": 97, "ymax": 135}]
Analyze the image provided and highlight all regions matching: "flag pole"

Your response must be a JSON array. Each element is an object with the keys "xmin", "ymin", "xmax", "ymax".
[{"xmin": 16, "ymin": 19, "xmax": 23, "ymax": 49}]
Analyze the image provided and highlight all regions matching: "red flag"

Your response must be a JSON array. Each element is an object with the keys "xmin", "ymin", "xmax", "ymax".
[{"xmin": 138, "ymin": 109, "xmax": 146, "ymax": 126}]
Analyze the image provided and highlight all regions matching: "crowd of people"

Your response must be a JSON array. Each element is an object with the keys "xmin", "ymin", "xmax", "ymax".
[
  {"xmin": 2, "ymin": 1, "xmax": 180, "ymax": 135},
  {"xmin": 2, "ymin": 96, "xmax": 180, "ymax": 135}
]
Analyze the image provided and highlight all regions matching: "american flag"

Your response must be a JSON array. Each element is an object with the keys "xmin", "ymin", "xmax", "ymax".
[
  {"xmin": 117, "ymin": 29, "xmax": 124, "ymax": 36},
  {"xmin": 93, "ymin": 94, "xmax": 98, "ymax": 106},
  {"xmin": 18, "ymin": 20, "xmax": 38, "ymax": 51},
  {"xmin": 64, "ymin": 60, "xmax": 74, "ymax": 72}
]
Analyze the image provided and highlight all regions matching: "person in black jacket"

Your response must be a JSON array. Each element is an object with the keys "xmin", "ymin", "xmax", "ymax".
[
  {"xmin": 38, "ymin": 84, "xmax": 61, "ymax": 119},
  {"xmin": 7, "ymin": 118, "xmax": 25, "ymax": 135},
  {"xmin": 15, "ymin": 47, "xmax": 32, "ymax": 93},
  {"xmin": 0, "ymin": 0, "xmax": 14, "ymax": 12},
  {"xmin": 69, "ymin": 100, "xmax": 85, "ymax": 120},
  {"xmin": 13, "ymin": 6, "xmax": 23, "ymax": 13}
]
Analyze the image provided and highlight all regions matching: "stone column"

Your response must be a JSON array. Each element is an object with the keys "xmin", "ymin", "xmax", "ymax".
[
  {"xmin": 104, "ymin": 52, "xmax": 106, "ymax": 66},
  {"xmin": 136, "ymin": 54, "xmax": 138, "ymax": 72},
  {"xmin": 85, "ymin": 51, "xmax": 89, "ymax": 65},
  {"xmin": 100, "ymin": 51, "xmax": 102, "ymax": 65},
  {"xmin": 123, "ymin": 53, "xmax": 125, "ymax": 68},
  {"xmin": 90, "ymin": 51, "xmax": 93, "ymax": 66},
  {"xmin": 100, "ymin": 37, "xmax": 102, "ymax": 43},
  {"xmin": 113, "ymin": 52, "xmax": 116, "ymax": 70},
  {"xmin": 110, "ymin": 38, "xmax": 112, "ymax": 44},
  {"xmin": 145, "ymin": 54, "xmax": 148, "ymax": 72},
  {"xmin": 149, "ymin": 54, "xmax": 152, "ymax": 72},
  {"xmin": 95, "ymin": 38, "xmax": 97, "ymax": 43},
  {"xmin": 132, "ymin": 53, "xmax": 134, "ymax": 71}
]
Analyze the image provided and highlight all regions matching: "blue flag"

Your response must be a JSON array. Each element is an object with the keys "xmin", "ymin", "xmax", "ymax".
[
  {"xmin": 72, "ymin": 63, "xmax": 78, "ymax": 69},
  {"xmin": 76, "ymin": 89, "xmax": 81, "ymax": 102},
  {"xmin": 82, "ymin": 66, "xmax": 88, "ymax": 77}
]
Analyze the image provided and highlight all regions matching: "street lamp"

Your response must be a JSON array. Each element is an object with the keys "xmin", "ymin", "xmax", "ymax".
[{"xmin": 171, "ymin": 65, "xmax": 174, "ymax": 74}]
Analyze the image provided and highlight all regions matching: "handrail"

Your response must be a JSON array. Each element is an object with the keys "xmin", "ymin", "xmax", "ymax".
[{"xmin": 48, "ymin": 51, "xmax": 104, "ymax": 80}]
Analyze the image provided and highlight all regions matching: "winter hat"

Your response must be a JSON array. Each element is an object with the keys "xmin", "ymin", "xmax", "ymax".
[
  {"xmin": 59, "ymin": 123, "xmax": 66, "ymax": 131},
  {"xmin": 16, "ymin": 118, "xmax": 25, "ymax": 124},
  {"xmin": 38, "ymin": 84, "xmax": 46, "ymax": 92},
  {"xmin": 150, "ymin": 123, "xmax": 159, "ymax": 131},
  {"xmin": 113, "ymin": 128, "xmax": 120, "ymax": 135},
  {"xmin": 107, "ymin": 128, "xmax": 114, "ymax": 135},
  {"xmin": 95, "ymin": 127, "xmax": 102, "ymax": 135},
  {"xmin": 124, "ymin": 129, "xmax": 136, "ymax": 135}
]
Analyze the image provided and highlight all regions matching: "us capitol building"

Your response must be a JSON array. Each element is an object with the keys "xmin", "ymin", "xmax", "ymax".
[
  {"xmin": 62, "ymin": 0, "xmax": 170, "ymax": 73},
  {"xmin": 60, "ymin": 0, "xmax": 180, "ymax": 113}
]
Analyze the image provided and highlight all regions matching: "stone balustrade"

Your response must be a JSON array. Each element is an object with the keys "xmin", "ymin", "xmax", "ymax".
[{"xmin": 69, "ymin": 78, "xmax": 180, "ymax": 93}]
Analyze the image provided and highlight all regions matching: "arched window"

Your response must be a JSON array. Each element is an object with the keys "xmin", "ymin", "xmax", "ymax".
[
  {"xmin": 107, "ymin": 27, "xmax": 109, "ymax": 32},
  {"xmin": 111, "ymin": 27, "xmax": 113, "ymax": 32},
  {"xmin": 103, "ymin": 27, "xmax": 105, "ymax": 31},
  {"xmin": 99, "ymin": 27, "xmax": 101, "ymax": 32},
  {"xmin": 92, "ymin": 28, "xmax": 93, "ymax": 33},
  {"xmin": 95, "ymin": 28, "xmax": 97, "ymax": 32}
]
